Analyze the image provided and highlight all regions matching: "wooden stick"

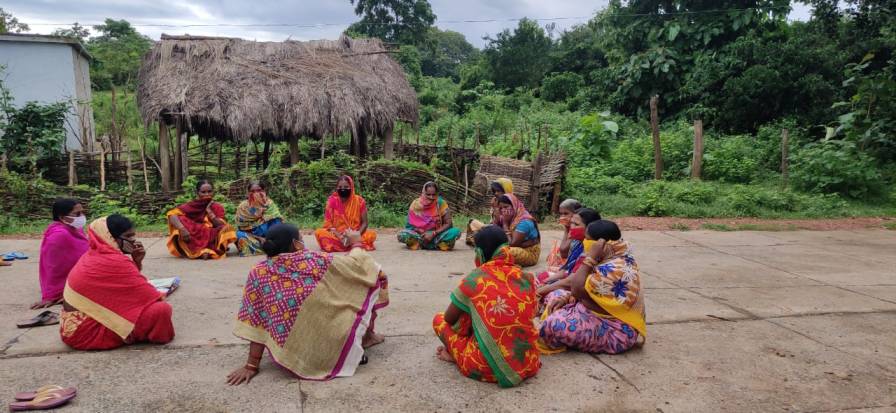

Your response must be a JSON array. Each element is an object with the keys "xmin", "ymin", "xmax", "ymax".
[
  {"xmin": 781, "ymin": 129, "xmax": 789, "ymax": 188},
  {"xmin": 691, "ymin": 119, "xmax": 704, "ymax": 180},
  {"xmin": 67, "ymin": 150, "xmax": 77, "ymax": 187},
  {"xmin": 181, "ymin": 130, "xmax": 190, "ymax": 181},
  {"xmin": 289, "ymin": 136, "xmax": 300, "ymax": 165},
  {"xmin": 158, "ymin": 120, "xmax": 171, "ymax": 192},
  {"xmin": 650, "ymin": 95, "xmax": 663, "ymax": 180},
  {"xmin": 139, "ymin": 129, "xmax": 149, "ymax": 193},
  {"xmin": 99, "ymin": 144, "xmax": 106, "ymax": 192}
]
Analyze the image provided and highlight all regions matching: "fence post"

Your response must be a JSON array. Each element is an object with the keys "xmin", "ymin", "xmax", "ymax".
[
  {"xmin": 289, "ymin": 136, "xmax": 300, "ymax": 165},
  {"xmin": 158, "ymin": 119, "xmax": 171, "ymax": 192},
  {"xmin": 174, "ymin": 120, "xmax": 183, "ymax": 188},
  {"xmin": 650, "ymin": 95, "xmax": 663, "ymax": 180},
  {"xmin": 67, "ymin": 150, "xmax": 77, "ymax": 187},
  {"xmin": 691, "ymin": 119, "xmax": 704, "ymax": 180},
  {"xmin": 781, "ymin": 129, "xmax": 789, "ymax": 188}
]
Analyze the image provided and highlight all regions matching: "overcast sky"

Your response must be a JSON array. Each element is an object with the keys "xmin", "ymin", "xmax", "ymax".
[{"xmin": 6, "ymin": 0, "xmax": 813, "ymax": 48}]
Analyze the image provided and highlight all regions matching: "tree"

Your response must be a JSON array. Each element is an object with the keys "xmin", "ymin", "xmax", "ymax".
[
  {"xmin": 419, "ymin": 28, "xmax": 478, "ymax": 80},
  {"xmin": 51, "ymin": 23, "xmax": 90, "ymax": 42},
  {"xmin": 0, "ymin": 8, "xmax": 29, "ymax": 33},
  {"xmin": 481, "ymin": 18, "xmax": 553, "ymax": 90},
  {"xmin": 87, "ymin": 19, "xmax": 152, "ymax": 89},
  {"xmin": 346, "ymin": 0, "xmax": 436, "ymax": 45}
]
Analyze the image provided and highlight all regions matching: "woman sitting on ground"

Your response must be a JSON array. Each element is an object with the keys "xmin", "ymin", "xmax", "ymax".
[
  {"xmin": 227, "ymin": 224, "xmax": 389, "ymax": 385},
  {"xmin": 32, "ymin": 199, "xmax": 89, "ymax": 309},
  {"xmin": 538, "ymin": 220, "xmax": 645, "ymax": 355},
  {"xmin": 60, "ymin": 215, "xmax": 175, "ymax": 350},
  {"xmin": 543, "ymin": 199, "xmax": 583, "ymax": 277},
  {"xmin": 314, "ymin": 175, "xmax": 377, "ymax": 252},
  {"xmin": 496, "ymin": 194, "xmax": 541, "ymax": 267},
  {"xmin": 432, "ymin": 225, "xmax": 540, "ymax": 387},
  {"xmin": 234, "ymin": 181, "xmax": 283, "ymax": 256},
  {"xmin": 166, "ymin": 179, "xmax": 237, "ymax": 259},
  {"xmin": 397, "ymin": 181, "xmax": 461, "ymax": 251},
  {"xmin": 537, "ymin": 207, "xmax": 602, "ymax": 289},
  {"xmin": 465, "ymin": 178, "xmax": 513, "ymax": 246}
]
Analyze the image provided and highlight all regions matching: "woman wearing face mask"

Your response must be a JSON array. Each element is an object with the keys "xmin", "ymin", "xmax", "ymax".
[
  {"xmin": 234, "ymin": 181, "xmax": 283, "ymax": 256},
  {"xmin": 227, "ymin": 223, "xmax": 388, "ymax": 385},
  {"xmin": 313, "ymin": 175, "xmax": 377, "ymax": 252},
  {"xmin": 536, "ymin": 208, "xmax": 601, "ymax": 291},
  {"xmin": 537, "ymin": 220, "xmax": 645, "ymax": 355},
  {"xmin": 60, "ymin": 214, "xmax": 175, "ymax": 351},
  {"xmin": 166, "ymin": 179, "xmax": 237, "ymax": 259},
  {"xmin": 465, "ymin": 178, "xmax": 513, "ymax": 246},
  {"xmin": 31, "ymin": 199, "xmax": 90, "ymax": 309}
]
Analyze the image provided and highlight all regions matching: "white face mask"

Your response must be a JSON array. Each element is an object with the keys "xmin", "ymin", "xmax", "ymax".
[{"xmin": 66, "ymin": 215, "xmax": 87, "ymax": 229}]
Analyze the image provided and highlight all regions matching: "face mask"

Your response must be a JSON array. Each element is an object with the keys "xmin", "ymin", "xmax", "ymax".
[
  {"xmin": 337, "ymin": 188, "xmax": 351, "ymax": 198},
  {"xmin": 66, "ymin": 215, "xmax": 87, "ymax": 229},
  {"xmin": 568, "ymin": 227, "xmax": 586, "ymax": 241}
]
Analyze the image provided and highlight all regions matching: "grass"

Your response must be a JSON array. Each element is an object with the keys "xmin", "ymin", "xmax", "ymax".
[
  {"xmin": 885, "ymin": 222, "xmax": 896, "ymax": 230},
  {"xmin": 700, "ymin": 223, "xmax": 734, "ymax": 231},
  {"xmin": 668, "ymin": 223, "xmax": 691, "ymax": 231}
]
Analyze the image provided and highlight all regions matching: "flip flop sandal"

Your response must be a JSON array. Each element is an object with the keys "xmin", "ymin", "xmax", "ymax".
[
  {"xmin": 9, "ymin": 391, "xmax": 76, "ymax": 411},
  {"xmin": 14, "ymin": 386, "xmax": 77, "ymax": 401},
  {"xmin": 16, "ymin": 311, "xmax": 59, "ymax": 328},
  {"xmin": 2, "ymin": 252, "xmax": 27, "ymax": 261}
]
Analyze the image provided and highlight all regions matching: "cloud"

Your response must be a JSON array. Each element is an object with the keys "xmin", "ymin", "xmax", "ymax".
[{"xmin": 5, "ymin": 0, "xmax": 813, "ymax": 47}]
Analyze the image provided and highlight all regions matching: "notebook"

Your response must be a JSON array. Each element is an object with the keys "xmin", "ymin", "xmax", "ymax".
[{"xmin": 148, "ymin": 277, "xmax": 181, "ymax": 295}]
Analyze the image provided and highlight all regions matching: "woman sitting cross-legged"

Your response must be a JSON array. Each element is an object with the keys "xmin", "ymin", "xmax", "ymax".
[
  {"xmin": 543, "ymin": 198, "xmax": 582, "ymax": 276},
  {"xmin": 235, "ymin": 181, "xmax": 283, "ymax": 256},
  {"xmin": 537, "ymin": 207, "xmax": 602, "ymax": 289},
  {"xmin": 397, "ymin": 181, "xmax": 461, "ymax": 251},
  {"xmin": 60, "ymin": 215, "xmax": 175, "ymax": 351},
  {"xmin": 227, "ymin": 224, "xmax": 389, "ymax": 385},
  {"xmin": 32, "ymin": 199, "xmax": 89, "ymax": 309},
  {"xmin": 314, "ymin": 175, "xmax": 377, "ymax": 252},
  {"xmin": 465, "ymin": 178, "xmax": 513, "ymax": 246},
  {"xmin": 537, "ymin": 220, "xmax": 645, "ymax": 355},
  {"xmin": 432, "ymin": 225, "xmax": 540, "ymax": 388},
  {"xmin": 496, "ymin": 194, "xmax": 541, "ymax": 267},
  {"xmin": 166, "ymin": 179, "xmax": 237, "ymax": 259}
]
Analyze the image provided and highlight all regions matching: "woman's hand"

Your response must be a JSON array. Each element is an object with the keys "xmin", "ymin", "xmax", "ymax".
[
  {"xmin": 546, "ymin": 294, "xmax": 575, "ymax": 314},
  {"xmin": 205, "ymin": 203, "xmax": 217, "ymax": 221},
  {"xmin": 130, "ymin": 241, "xmax": 146, "ymax": 265},
  {"xmin": 345, "ymin": 229, "xmax": 362, "ymax": 246},
  {"xmin": 178, "ymin": 228, "xmax": 192, "ymax": 243},
  {"xmin": 422, "ymin": 231, "xmax": 435, "ymax": 243},
  {"xmin": 226, "ymin": 366, "xmax": 258, "ymax": 386}
]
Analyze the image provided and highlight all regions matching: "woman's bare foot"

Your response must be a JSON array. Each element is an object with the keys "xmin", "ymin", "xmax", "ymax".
[
  {"xmin": 362, "ymin": 331, "xmax": 385, "ymax": 348},
  {"xmin": 436, "ymin": 346, "xmax": 455, "ymax": 363},
  {"xmin": 200, "ymin": 253, "xmax": 211, "ymax": 260},
  {"xmin": 30, "ymin": 298, "xmax": 62, "ymax": 310}
]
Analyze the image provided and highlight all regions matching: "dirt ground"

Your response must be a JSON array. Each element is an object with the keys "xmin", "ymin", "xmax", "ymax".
[{"xmin": 1, "ymin": 229, "xmax": 894, "ymax": 412}]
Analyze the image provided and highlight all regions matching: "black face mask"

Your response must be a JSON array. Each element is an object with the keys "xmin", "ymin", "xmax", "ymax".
[{"xmin": 337, "ymin": 188, "xmax": 351, "ymax": 198}]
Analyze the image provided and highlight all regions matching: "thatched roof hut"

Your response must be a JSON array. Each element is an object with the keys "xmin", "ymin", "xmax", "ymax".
[{"xmin": 138, "ymin": 34, "xmax": 417, "ymax": 141}]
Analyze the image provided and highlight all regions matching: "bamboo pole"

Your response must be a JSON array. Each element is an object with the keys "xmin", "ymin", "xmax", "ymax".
[
  {"xmin": 289, "ymin": 136, "xmax": 300, "ymax": 165},
  {"xmin": 99, "ymin": 144, "xmax": 107, "ymax": 192},
  {"xmin": 67, "ymin": 150, "xmax": 77, "ymax": 187},
  {"xmin": 781, "ymin": 129, "xmax": 789, "ymax": 188},
  {"xmin": 158, "ymin": 120, "xmax": 171, "ymax": 192},
  {"xmin": 174, "ymin": 120, "xmax": 183, "ymax": 187},
  {"xmin": 139, "ymin": 129, "xmax": 149, "ymax": 193},
  {"xmin": 650, "ymin": 95, "xmax": 663, "ymax": 180},
  {"xmin": 691, "ymin": 119, "xmax": 704, "ymax": 180}
]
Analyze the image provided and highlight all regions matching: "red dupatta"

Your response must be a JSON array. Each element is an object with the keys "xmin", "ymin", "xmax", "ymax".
[{"xmin": 63, "ymin": 217, "xmax": 163, "ymax": 340}]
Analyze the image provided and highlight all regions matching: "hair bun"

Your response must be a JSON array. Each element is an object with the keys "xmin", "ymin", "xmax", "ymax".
[{"xmin": 261, "ymin": 239, "xmax": 279, "ymax": 256}]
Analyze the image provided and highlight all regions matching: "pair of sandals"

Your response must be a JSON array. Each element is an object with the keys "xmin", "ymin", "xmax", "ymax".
[
  {"xmin": 17, "ymin": 310, "xmax": 59, "ymax": 328},
  {"xmin": 2, "ymin": 251, "xmax": 28, "ymax": 261},
  {"xmin": 9, "ymin": 385, "xmax": 77, "ymax": 411}
]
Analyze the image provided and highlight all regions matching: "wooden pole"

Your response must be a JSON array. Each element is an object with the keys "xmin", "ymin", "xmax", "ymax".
[
  {"xmin": 551, "ymin": 179, "xmax": 562, "ymax": 214},
  {"xmin": 235, "ymin": 141, "xmax": 242, "ymax": 179},
  {"xmin": 475, "ymin": 123, "xmax": 481, "ymax": 151},
  {"xmin": 99, "ymin": 145, "xmax": 107, "ymax": 192},
  {"xmin": 781, "ymin": 129, "xmax": 789, "ymax": 188},
  {"xmin": 691, "ymin": 119, "xmax": 704, "ymax": 180},
  {"xmin": 67, "ymin": 150, "xmax": 77, "ymax": 187},
  {"xmin": 126, "ymin": 141, "xmax": 133, "ymax": 191},
  {"xmin": 139, "ymin": 130, "xmax": 149, "ymax": 193},
  {"xmin": 288, "ymin": 136, "xmax": 300, "ymax": 165},
  {"xmin": 110, "ymin": 88, "xmax": 118, "ymax": 162},
  {"xmin": 174, "ymin": 120, "xmax": 183, "ymax": 188},
  {"xmin": 384, "ymin": 126, "xmax": 394, "ymax": 160},
  {"xmin": 528, "ymin": 152, "xmax": 543, "ymax": 214},
  {"xmin": 245, "ymin": 141, "xmax": 251, "ymax": 175},
  {"xmin": 320, "ymin": 133, "xmax": 326, "ymax": 159},
  {"xmin": 217, "ymin": 140, "xmax": 224, "ymax": 177},
  {"xmin": 181, "ymin": 131, "xmax": 190, "ymax": 181},
  {"xmin": 158, "ymin": 119, "xmax": 171, "ymax": 192},
  {"xmin": 262, "ymin": 139, "xmax": 271, "ymax": 169},
  {"xmin": 463, "ymin": 163, "xmax": 469, "ymax": 204},
  {"xmin": 650, "ymin": 95, "xmax": 663, "ymax": 180}
]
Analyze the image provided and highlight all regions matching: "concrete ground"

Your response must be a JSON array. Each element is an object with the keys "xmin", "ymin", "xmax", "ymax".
[{"xmin": 0, "ymin": 229, "xmax": 894, "ymax": 412}]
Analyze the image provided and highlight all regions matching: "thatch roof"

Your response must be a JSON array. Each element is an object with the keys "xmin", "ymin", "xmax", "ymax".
[{"xmin": 137, "ymin": 34, "xmax": 418, "ymax": 142}]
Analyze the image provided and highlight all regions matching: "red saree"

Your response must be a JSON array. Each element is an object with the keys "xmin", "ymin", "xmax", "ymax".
[
  {"xmin": 166, "ymin": 199, "xmax": 237, "ymax": 259},
  {"xmin": 61, "ymin": 217, "xmax": 174, "ymax": 350},
  {"xmin": 314, "ymin": 176, "xmax": 377, "ymax": 252}
]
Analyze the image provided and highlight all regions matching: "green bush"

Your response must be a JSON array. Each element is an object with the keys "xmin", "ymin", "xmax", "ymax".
[
  {"xmin": 540, "ymin": 72, "xmax": 584, "ymax": 102},
  {"xmin": 703, "ymin": 135, "xmax": 764, "ymax": 183},
  {"xmin": 791, "ymin": 140, "xmax": 884, "ymax": 198}
]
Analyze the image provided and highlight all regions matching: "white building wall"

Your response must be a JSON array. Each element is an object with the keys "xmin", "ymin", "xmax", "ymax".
[{"xmin": 0, "ymin": 40, "xmax": 90, "ymax": 151}]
